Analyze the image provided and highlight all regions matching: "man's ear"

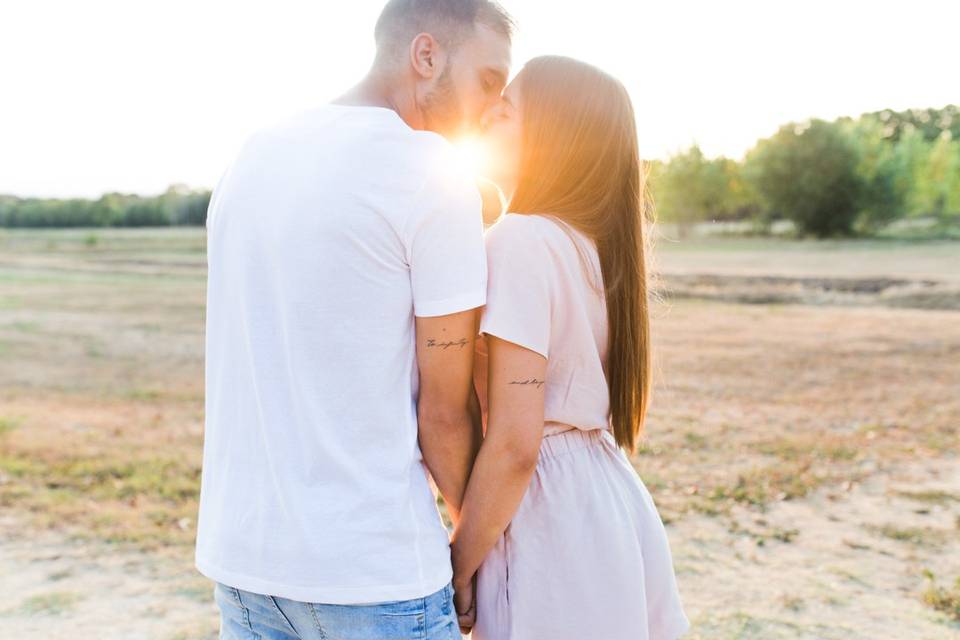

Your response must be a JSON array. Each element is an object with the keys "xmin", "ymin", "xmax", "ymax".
[{"xmin": 409, "ymin": 32, "xmax": 444, "ymax": 79}]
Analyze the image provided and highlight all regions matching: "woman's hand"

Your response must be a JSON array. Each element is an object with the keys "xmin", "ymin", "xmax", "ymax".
[{"xmin": 453, "ymin": 573, "xmax": 477, "ymax": 634}]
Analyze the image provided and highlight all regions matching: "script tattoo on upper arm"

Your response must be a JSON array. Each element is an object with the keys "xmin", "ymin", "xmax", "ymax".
[
  {"xmin": 509, "ymin": 378, "xmax": 545, "ymax": 389},
  {"xmin": 426, "ymin": 338, "xmax": 469, "ymax": 350}
]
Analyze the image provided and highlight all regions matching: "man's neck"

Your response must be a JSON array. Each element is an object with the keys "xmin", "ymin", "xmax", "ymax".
[{"xmin": 332, "ymin": 73, "xmax": 425, "ymax": 130}]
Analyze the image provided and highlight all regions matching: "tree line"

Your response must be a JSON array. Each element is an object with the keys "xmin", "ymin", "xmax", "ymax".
[
  {"xmin": 0, "ymin": 186, "xmax": 210, "ymax": 229},
  {"xmin": 2, "ymin": 105, "xmax": 957, "ymax": 238},
  {"xmin": 649, "ymin": 104, "xmax": 960, "ymax": 237}
]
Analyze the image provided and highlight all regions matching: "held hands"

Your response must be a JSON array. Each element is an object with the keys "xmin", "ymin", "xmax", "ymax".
[{"xmin": 453, "ymin": 572, "xmax": 477, "ymax": 635}]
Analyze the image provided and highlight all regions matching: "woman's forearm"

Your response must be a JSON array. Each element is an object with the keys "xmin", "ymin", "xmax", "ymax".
[
  {"xmin": 453, "ymin": 334, "xmax": 548, "ymax": 582},
  {"xmin": 450, "ymin": 433, "xmax": 541, "ymax": 581}
]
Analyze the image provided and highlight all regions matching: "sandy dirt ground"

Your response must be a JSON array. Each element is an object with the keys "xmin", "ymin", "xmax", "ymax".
[
  {"xmin": 2, "ymin": 459, "xmax": 957, "ymax": 639},
  {"xmin": 1, "ymin": 228, "xmax": 957, "ymax": 639}
]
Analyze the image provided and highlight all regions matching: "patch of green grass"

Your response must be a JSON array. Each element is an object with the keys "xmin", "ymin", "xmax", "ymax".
[
  {"xmin": 771, "ymin": 527, "xmax": 800, "ymax": 543},
  {"xmin": 830, "ymin": 566, "xmax": 872, "ymax": 588},
  {"xmin": 842, "ymin": 539, "xmax": 873, "ymax": 552},
  {"xmin": 85, "ymin": 340, "xmax": 105, "ymax": 358},
  {"xmin": 781, "ymin": 594, "xmax": 805, "ymax": 611},
  {"xmin": 751, "ymin": 436, "xmax": 859, "ymax": 462},
  {"xmin": 634, "ymin": 439, "xmax": 656, "ymax": 455},
  {"xmin": 706, "ymin": 460, "xmax": 828, "ymax": 508},
  {"xmin": 725, "ymin": 518, "xmax": 799, "ymax": 546},
  {"xmin": 0, "ymin": 295, "xmax": 22, "ymax": 310},
  {"xmin": 0, "ymin": 452, "xmax": 200, "ymax": 549},
  {"xmin": 921, "ymin": 427, "xmax": 960, "ymax": 455},
  {"xmin": 125, "ymin": 388, "xmax": 164, "ymax": 401},
  {"xmin": 0, "ymin": 416, "xmax": 21, "ymax": 435},
  {"xmin": 175, "ymin": 582, "xmax": 214, "ymax": 602},
  {"xmin": 0, "ymin": 453, "xmax": 201, "ymax": 503},
  {"xmin": 864, "ymin": 524, "xmax": 953, "ymax": 548},
  {"xmin": 897, "ymin": 489, "xmax": 960, "ymax": 505},
  {"xmin": 693, "ymin": 609, "xmax": 809, "ymax": 637},
  {"xmin": 18, "ymin": 591, "xmax": 84, "ymax": 616},
  {"xmin": 9, "ymin": 320, "xmax": 40, "ymax": 333},
  {"xmin": 683, "ymin": 431, "xmax": 708, "ymax": 450},
  {"xmin": 922, "ymin": 569, "xmax": 960, "ymax": 621},
  {"xmin": 69, "ymin": 458, "xmax": 201, "ymax": 502},
  {"xmin": 0, "ymin": 455, "xmax": 46, "ymax": 476}
]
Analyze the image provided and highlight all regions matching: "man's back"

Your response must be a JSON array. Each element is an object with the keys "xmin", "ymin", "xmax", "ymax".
[{"xmin": 195, "ymin": 104, "xmax": 486, "ymax": 604}]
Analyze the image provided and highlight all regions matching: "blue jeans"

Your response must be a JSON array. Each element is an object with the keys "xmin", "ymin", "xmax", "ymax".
[{"xmin": 214, "ymin": 581, "xmax": 461, "ymax": 640}]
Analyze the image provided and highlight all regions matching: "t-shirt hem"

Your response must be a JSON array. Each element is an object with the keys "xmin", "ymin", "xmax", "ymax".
[
  {"xmin": 414, "ymin": 290, "xmax": 486, "ymax": 318},
  {"xmin": 195, "ymin": 556, "xmax": 454, "ymax": 605},
  {"xmin": 653, "ymin": 611, "xmax": 692, "ymax": 639}
]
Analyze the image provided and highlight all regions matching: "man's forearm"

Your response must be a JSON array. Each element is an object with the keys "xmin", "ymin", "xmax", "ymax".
[{"xmin": 418, "ymin": 387, "xmax": 483, "ymax": 523}]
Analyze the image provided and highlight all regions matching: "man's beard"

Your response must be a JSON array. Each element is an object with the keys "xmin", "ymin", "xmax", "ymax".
[{"xmin": 421, "ymin": 66, "xmax": 465, "ymax": 139}]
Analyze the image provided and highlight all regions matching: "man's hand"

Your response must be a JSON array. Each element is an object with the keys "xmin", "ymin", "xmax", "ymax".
[{"xmin": 453, "ymin": 573, "xmax": 477, "ymax": 635}]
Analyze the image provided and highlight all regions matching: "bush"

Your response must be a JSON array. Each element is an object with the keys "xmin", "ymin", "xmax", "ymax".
[{"xmin": 745, "ymin": 120, "xmax": 865, "ymax": 238}]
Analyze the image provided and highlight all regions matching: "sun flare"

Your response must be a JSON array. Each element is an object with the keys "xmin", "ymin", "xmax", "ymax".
[{"xmin": 453, "ymin": 136, "xmax": 492, "ymax": 176}]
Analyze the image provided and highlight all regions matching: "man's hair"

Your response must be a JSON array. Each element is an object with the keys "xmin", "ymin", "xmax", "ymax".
[{"xmin": 374, "ymin": 0, "xmax": 514, "ymax": 62}]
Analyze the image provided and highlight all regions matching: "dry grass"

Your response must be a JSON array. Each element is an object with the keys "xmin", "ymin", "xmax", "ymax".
[
  {"xmin": 923, "ymin": 570, "xmax": 960, "ymax": 622},
  {"xmin": 1, "ymin": 227, "xmax": 959, "ymax": 638}
]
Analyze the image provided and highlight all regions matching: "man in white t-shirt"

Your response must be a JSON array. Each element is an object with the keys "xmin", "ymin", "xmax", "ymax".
[{"xmin": 194, "ymin": 1, "xmax": 513, "ymax": 638}]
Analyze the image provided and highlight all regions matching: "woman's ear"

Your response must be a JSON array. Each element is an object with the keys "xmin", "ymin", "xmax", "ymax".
[{"xmin": 409, "ymin": 33, "xmax": 445, "ymax": 80}]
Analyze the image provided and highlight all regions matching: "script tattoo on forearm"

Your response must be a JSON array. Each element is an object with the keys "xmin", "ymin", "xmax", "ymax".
[
  {"xmin": 509, "ymin": 378, "xmax": 545, "ymax": 389},
  {"xmin": 426, "ymin": 338, "xmax": 469, "ymax": 350}
]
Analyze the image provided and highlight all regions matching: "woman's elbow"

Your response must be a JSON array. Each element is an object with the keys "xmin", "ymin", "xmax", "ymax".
[{"xmin": 490, "ymin": 427, "xmax": 542, "ymax": 474}]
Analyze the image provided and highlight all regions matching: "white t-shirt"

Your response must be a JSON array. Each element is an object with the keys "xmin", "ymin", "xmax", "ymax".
[{"xmin": 195, "ymin": 104, "xmax": 487, "ymax": 604}]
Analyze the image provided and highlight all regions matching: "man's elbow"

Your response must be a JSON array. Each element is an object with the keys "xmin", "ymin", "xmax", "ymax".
[{"xmin": 417, "ymin": 399, "xmax": 473, "ymax": 436}]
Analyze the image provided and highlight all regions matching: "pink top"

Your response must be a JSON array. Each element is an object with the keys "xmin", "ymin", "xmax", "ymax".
[{"xmin": 479, "ymin": 212, "xmax": 611, "ymax": 435}]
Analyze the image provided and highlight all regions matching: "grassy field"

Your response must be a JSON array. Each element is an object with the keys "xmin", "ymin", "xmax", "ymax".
[{"xmin": 1, "ymin": 227, "xmax": 958, "ymax": 639}]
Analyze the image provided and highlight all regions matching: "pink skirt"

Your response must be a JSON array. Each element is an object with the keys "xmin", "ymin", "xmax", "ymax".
[{"xmin": 472, "ymin": 426, "xmax": 691, "ymax": 640}]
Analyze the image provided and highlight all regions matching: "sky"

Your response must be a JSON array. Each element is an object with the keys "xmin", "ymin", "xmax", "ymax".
[{"xmin": 1, "ymin": 0, "xmax": 957, "ymax": 198}]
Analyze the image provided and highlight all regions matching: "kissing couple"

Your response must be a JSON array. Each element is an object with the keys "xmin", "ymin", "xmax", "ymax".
[{"xmin": 195, "ymin": 1, "xmax": 690, "ymax": 639}]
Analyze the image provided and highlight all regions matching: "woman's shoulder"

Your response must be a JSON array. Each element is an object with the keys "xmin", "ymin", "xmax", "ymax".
[
  {"xmin": 487, "ymin": 212, "xmax": 597, "ymax": 259},
  {"xmin": 485, "ymin": 212, "xmax": 570, "ymax": 249}
]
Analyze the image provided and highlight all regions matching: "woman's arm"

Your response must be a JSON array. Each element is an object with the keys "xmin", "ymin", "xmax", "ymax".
[{"xmin": 450, "ymin": 334, "xmax": 547, "ymax": 587}]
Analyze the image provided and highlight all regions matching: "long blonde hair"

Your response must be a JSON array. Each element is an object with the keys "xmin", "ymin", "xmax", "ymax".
[{"xmin": 507, "ymin": 56, "xmax": 652, "ymax": 453}]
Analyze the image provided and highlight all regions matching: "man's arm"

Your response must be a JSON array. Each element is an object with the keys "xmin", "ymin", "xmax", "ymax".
[{"xmin": 415, "ymin": 308, "xmax": 484, "ymax": 525}]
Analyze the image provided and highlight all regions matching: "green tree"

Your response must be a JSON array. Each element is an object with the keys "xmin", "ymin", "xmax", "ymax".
[
  {"xmin": 121, "ymin": 199, "xmax": 170, "ymax": 227},
  {"xmin": 745, "ymin": 119, "xmax": 865, "ymax": 238},
  {"xmin": 920, "ymin": 133, "xmax": 960, "ymax": 220},
  {"xmin": 845, "ymin": 117, "xmax": 907, "ymax": 233},
  {"xmin": 863, "ymin": 105, "xmax": 959, "ymax": 143},
  {"xmin": 650, "ymin": 145, "xmax": 743, "ymax": 237},
  {"xmin": 890, "ymin": 127, "xmax": 933, "ymax": 217}
]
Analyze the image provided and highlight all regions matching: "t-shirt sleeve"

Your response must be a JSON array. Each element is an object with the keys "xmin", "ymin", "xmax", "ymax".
[
  {"xmin": 404, "ymin": 155, "xmax": 487, "ymax": 318},
  {"xmin": 479, "ymin": 216, "xmax": 552, "ymax": 359}
]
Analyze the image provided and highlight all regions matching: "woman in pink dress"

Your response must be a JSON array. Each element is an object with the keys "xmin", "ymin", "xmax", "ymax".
[{"xmin": 449, "ymin": 56, "xmax": 691, "ymax": 639}]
